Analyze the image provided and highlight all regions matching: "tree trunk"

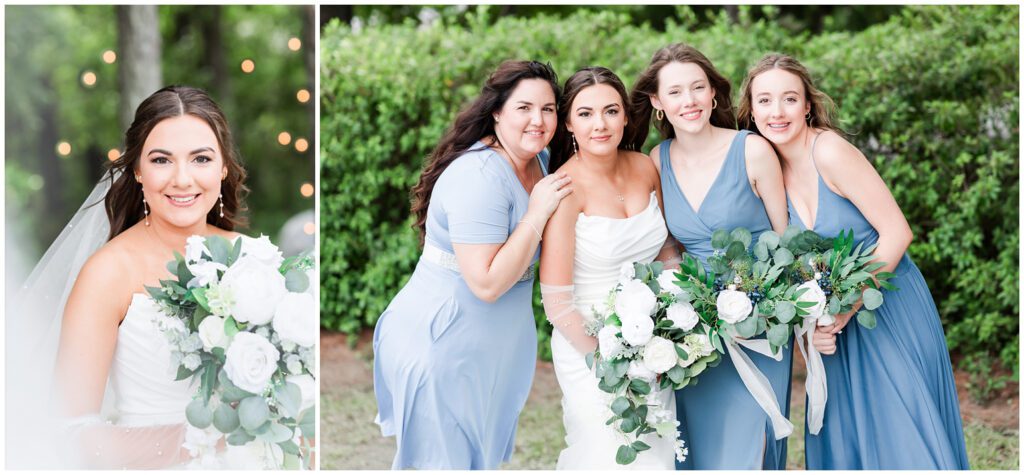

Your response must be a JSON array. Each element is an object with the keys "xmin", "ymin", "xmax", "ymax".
[
  {"xmin": 202, "ymin": 6, "xmax": 230, "ymax": 102},
  {"xmin": 117, "ymin": 5, "xmax": 163, "ymax": 131}
]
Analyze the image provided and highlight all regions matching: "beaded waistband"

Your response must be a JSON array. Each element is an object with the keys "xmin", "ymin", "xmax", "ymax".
[{"xmin": 422, "ymin": 243, "xmax": 535, "ymax": 283}]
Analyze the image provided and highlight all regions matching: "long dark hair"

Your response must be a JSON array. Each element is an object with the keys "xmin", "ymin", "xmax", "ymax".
[
  {"xmin": 737, "ymin": 53, "xmax": 843, "ymax": 137},
  {"xmin": 105, "ymin": 85, "xmax": 248, "ymax": 240},
  {"xmin": 548, "ymin": 67, "xmax": 637, "ymax": 172},
  {"xmin": 627, "ymin": 43, "xmax": 736, "ymax": 151},
  {"xmin": 410, "ymin": 60, "xmax": 560, "ymax": 243}
]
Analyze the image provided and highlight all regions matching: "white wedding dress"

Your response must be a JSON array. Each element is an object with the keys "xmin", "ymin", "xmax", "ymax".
[{"xmin": 550, "ymin": 191, "xmax": 677, "ymax": 469}]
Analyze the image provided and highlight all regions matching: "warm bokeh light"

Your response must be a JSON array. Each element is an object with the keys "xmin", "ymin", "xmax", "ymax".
[
  {"xmin": 102, "ymin": 50, "xmax": 117, "ymax": 64},
  {"xmin": 296, "ymin": 89, "xmax": 310, "ymax": 103},
  {"xmin": 56, "ymin": 142, "xmax": 72, "ymax": 156},
  {"xmin": 240, "ymin": 59, "xmax": 255, "ymax": 73},
  {"xmin": 303, "ymin": 222, "xmax": 315, "ymax": 235},
  {"xmin": 294, "ymin": 138, "xmax": 309, "ymax": 153},
  {"xmin": 300, "ymin": 183, "xmax": 314, "ymax": 197},
  {"xmin": 107, "ymin": 148, "xmax": 121, "ymax": 161},
  {"xmin": 81, "ymin": 71, "xmax": 97, "ymax": 87},
  {"xmin": 277, "ymin": 132, "xmax": 292, "ymax": 146},
  {"xmin": 288, "ymin": 37, "xmax": 301, "ymax": 51}
]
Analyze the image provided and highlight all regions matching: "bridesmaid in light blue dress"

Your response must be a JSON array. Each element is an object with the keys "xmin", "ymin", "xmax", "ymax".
[
  {"xmin": 372, "ymin": 61, "xmax": 573, "ymax": 469},
  {"xmin": 738, "ymin": 53, "xmax": 969, "ymax": 469},
  {"xmin": 628, "ymin": 44, "xmax": 793, "ymax": 469}
]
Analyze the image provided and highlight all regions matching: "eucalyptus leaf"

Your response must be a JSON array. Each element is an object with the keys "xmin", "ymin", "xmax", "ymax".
[
  {"xmin": 631, "ymin": 440, "xmax": 651, "ymax": 452},
  {"xmin": 767, "ymin": 324, "xmax": 790, "ymax": 348},
  {"xmin": 726, "ymin": 241, "xmax": 746, "ymax": 260},
  {"xmin": 781, "ymin": 226, "xmax": 801, "ymax": 246},
  {"xmin": 274, "ymin": 382, "xmax": 303, "ymax": 419},
  {"xmin": 730, "ymin": 228, "xmax": 753, "ymax": 248},
  {"xmin": 774, "ymin": 248, "xmax": 794, "ymax": 266},
  {"xmin": 238, "ymin": 396, "xmax": 271, "ymax": 431},
  {"xmin": 667, "ymin": 365, "xmax": 686, "ymax": 384},
  {"xmin": 257, "ymin": 422, "xmax": 294, "ymax": 443},
  {"xmin": 734, "ymin": 315, "xmax": 758, "ymax": 338},
  {"xmin": 298, "ymin": 407, "xmax": 316, "ymax": 438},
  {"xmin": 616, "ymin": 445, "xmax": 638, "ymax": 465},
  {"xmin": 186, "ymin": 399, "xmax": 213, "ymax": 429},
  {"xmin": 278, "ymin": 440, "xmax": 301, "ymax": 456},
  {"xmin": 857, "ymin": 309, "xmax": 877, "ymax": 329},
  {"xmin": 213, "ymin": 402, "xmax": 241, "ymax": 433},
  {"xmin": 775, "ymin": 301, "xmax": 796, "ymax": 324},
  {"xmin": 862, "ymin": 288, "xmax": 884, "ymax": 310},
  {"xmin": 711, "ymin": 229, "xmax": 731, "ymax": 249},
  {"xmin": 611, "ymin": 397, "xmax": 630, "ymax": 415},
  {"xmin": 759, "ymin": 230, "xmax": 780, "ymax": 250},
  {"xmin": 619, "ymin": 416, "xmax": 639, "ymax": 434},
  {"xmin": 206, "ymin": 235, "xmax": 232, "ymax": 264},
  {"xmin": 629, "ymin": 379, "xmax": 651, "ymax": 395},
  {"xmin": 285, "ymin": 268, "xmax": 310, "ymax": 293},
  {"xmin": 226, "ymin": 428, "xmax": 256, "ymax": 446}
]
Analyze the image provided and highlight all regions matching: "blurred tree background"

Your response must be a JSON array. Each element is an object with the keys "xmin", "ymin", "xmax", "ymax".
[
  {"xmin": 5, "ymin": 5, "xmax": 316, "ymax": 288},
  {"xmin": 319, "ymin": 4, "xmax": 1019, "ymax": 389}
]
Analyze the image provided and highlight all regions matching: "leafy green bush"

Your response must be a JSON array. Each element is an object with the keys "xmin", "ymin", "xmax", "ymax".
[{"xmin": 320, "ymin": 5, "xmax": 1019, "ymax": 370}]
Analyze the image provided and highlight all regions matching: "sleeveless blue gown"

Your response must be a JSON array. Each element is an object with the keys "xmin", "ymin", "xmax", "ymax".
[
  {"xmin": 373, "ymin": 143, "xmax": 548, "ymax": 469},
  {"xmin": 792, "ymin": 135, "xmax": 969, "ymax": 469},
  {"xmin": 659, "ymin": 130, "xmax": 794, "ymax": 469}
]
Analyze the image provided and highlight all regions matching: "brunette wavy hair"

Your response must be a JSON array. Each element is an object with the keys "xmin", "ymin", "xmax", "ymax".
[
  {"xmin": 737, "ymin": 53, "xmax": 843, "ymax": 136},
  {"xmin": 104, "ymin": 85, "xmax": 248, "ymax": 240},
  {"xmin": 410, "ymin": 60, "xmax": 560, "ymax": 243},
  {"xmin": 548, "ymin": 67, "xmax": 637, "ymax": 172},
  {"xmin": 626, "ymin": 43, "xmax": 737, "ymax": 151}
]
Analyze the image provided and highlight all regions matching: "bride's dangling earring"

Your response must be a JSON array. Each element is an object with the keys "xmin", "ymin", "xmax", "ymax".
[
  {"xmin": 572, "ymin": 133, "xmax": 579, "ymax": 161},
  {"xmin": 142, "ymin": 195, "xmax": 150, "ymax": 226},
  {"xmin": 219, "ymin": 193, "xmax": 225, "ymax": 218}
]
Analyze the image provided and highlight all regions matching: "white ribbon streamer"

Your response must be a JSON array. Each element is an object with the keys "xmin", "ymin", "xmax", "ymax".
[
  {"xmin": 794, "ymin": 317, "xmax": 829, "ymax": 435},
  {"xmin": 724, "ymin": 335, "xmax": 793, "ymax": 439}
]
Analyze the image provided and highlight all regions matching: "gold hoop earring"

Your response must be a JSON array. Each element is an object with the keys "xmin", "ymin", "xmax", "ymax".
[
  {"xmin": 805, "ymin": 111, "xmax": 811, "ymax": 120},
  {"xmin": 712, "ymin": 98, "xmax": 718, "ymax": 110},
  {"xmin": 655, "ymin": 109, "xmax": 664, "ymax": 121}
]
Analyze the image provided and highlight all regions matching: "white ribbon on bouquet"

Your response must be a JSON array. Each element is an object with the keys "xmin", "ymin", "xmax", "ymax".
[
  {"xmin": 724, "ymin": 333, "xmax": 793, "ymax": 439},
  {"xmin": 794, "ymin": 312, "xmax": 834, "ymax": 435}
]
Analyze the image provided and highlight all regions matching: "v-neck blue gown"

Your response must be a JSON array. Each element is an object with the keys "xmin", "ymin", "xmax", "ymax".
[
  {"xmin": 373, "ymin": 142, "xmax": 548, "ymax": 469},
  {"xmin": 792, "ymin": 135, "xmax": 969, "ymax": 469},
  {"xmin": 659, "ymin": 130, "xmax": 794, "ymax": 469}
]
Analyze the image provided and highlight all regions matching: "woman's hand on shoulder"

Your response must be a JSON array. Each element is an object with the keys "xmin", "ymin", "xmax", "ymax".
[{"xmin": 525, "ymin": 171, "xmax": 573, "ymax": 224}]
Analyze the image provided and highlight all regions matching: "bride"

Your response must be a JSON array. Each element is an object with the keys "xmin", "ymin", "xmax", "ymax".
[
  {"xmin": 539, "ymin": 67, "xmax": 681, "ymax": 469},
  {"xmin": 7, "ymin": 86, "xmax": 252, "ymax": 469}
]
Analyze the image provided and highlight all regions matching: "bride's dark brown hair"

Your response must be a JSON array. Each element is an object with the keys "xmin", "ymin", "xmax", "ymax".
[{"xmin": 104, "ymin": 85, "xmax": 249, "ymax": 240}]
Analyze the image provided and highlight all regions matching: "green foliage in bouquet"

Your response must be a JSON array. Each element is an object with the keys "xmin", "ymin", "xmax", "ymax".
[{"xmin": 780, "ymin": 226, "xmax": 897, "ymax": 329}]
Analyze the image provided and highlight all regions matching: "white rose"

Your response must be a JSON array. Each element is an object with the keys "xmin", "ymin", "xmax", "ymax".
[
  {"xmin": 197, "ymin": 315, "xmax": 230, "ymax": 351},
  {"xmin": 667, "ymin": 301, "xmax": 699, "ymax": 331},
  {"xmin": 618, "ymin": 262, "xmax": 636, "ymax": 284},
  {"xmin": 796, "ymin": 280, "xmax": 833, "ymax": 326},
  {"xmin": 187, "ymin": 261, "xmax": 227, "ymax": 289},
  {"xmin": 716, "ymin": 289, "xmax": 753, "ymax": 324},
  {"xmin": 220, "ymin": 255, "xmax": 287, "ymax": 325},
  {"xmin": 643, "ymin": 336, "xmax": 678, "ymax": 374},
  {"xmin": 241, "ymin": 234, "xmax": 285, "ymax": 269},
  {"xmin": 619, "ymin": 311, "xmax": 655, "ymax": 347},
  {"xmin": 224, "ymin": 440, "xmax": 285, "ymax": 470},
  {"xmin": 185, "ymin": 235, "xmax": 210, "ymax": 263},
  {"xmin": 286, "ymin": 373, "xmax": 316, "ymax": 411},
  {"xmin": 657, "ymin": 270, "xmax": 683, "ymax": 296},
  {"xmin": 597, "ymin": 325, "xmax": 623, "ymax": 358},
  {"xmin": 627, "ymin": 360, "xmax": 657, "ymax": 382},
  {"xmin": 272, "ymin": 292, "xmax": 318, "ymax": 348},
  {"xmin": 615, "ymin": 280, "xmax": 657, "ymax": 322},
  {"xmin": 224, "ymin": 332, "xmax": 280, "ymax": 394}
]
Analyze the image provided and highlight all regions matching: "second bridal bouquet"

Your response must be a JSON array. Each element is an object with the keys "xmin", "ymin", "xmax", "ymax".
[
  {"xmin": 585, "ymin": 261, "xmax": 719, "ymax": 465},
  {"xmin": 146, "ymin": 234, "xmax": 317, "ymax": 469}
]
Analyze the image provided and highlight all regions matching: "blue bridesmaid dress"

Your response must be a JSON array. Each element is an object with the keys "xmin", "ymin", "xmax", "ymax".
[
  {"xmin": 373, "ymin": 142, "xmax": 548, "ymax": 469},
  {"xmin": 792, "ymin": 134, "xmax": 970, "ymax": 469},
  {"xmin": 659, "ymin": 130, "xmax": 794, "ymax": 469}
]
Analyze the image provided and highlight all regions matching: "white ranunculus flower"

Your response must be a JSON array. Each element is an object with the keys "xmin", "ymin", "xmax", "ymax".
[
  {"xmin": 224, "ymin": 332, "xmax": 280, "ymax": 394},
  {"xmin": 643, "ymin": 336, "xmax": 678, "ymax": 374},
  {"xmin": 185, "ymin": 235, "xmax": 210, "ymax": 263},
  {"xmin": 618, "ymin": 262, "xmax": 636, "ymax": 284},
  {"xmin": 657, "ymin": 270, "xmax": 683, "ymax": 296},
  {"xmin": 627, "ymin": 360, "xmax": 657, "ymax": 382},
  {"xmin": 286, "ymin": 373, "xmax": 316, "ymax": 411},
  {"xmin": 241, "ymin": 234, "xmax": 285, "ymax": 269},
  {"xmin": 619, "ymin": 311, "xmax": 655, "ymax": 347},
  {"xmin": 796, "ymin": 280, "xmax": 834, "ymax": 326},
  {"xmin": 716, "ymin": 289, "xmax": 753, "ymax": 324},
  {"xmin": 667, "ymin": 301, "xmax": 700, "ymax": 331},
  {"xmin": 220, "ymin": 255, "xmax": 287, "ymax": 325},
  {"xmin": 272, "ymin": 292, "xmax": 318, "ymax": 348},
  {"xmin": 597, "ymin": 325, "xmax": 623, "ymax": 358},
  {"xmin": 187, "ymin": 261, "xmax": 228, "ymax": 289},
  {"xmin": 197, "ymin": 315, "xmax": 230, "ymax": 351},
  {"xmin": 615, "ymin": 280, "xmax": 657, "ymax": 322}
]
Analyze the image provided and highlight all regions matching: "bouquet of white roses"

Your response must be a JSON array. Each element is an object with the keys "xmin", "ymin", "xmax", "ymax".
[
  {"xmin": 146, "ymin": 234, "xmax": 317, "ymax": 470},
  {"xmin": 585, "ymin": 262, "xmax": 719, "ymax": 465}
]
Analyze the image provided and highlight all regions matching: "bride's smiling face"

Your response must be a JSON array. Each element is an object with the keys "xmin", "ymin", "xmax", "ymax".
[{"xmin": 135, "ymin": 114, "xmax": 226, "ymax": 229}]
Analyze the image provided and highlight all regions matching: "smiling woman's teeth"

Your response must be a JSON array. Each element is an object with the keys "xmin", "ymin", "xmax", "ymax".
[
  {"xmin": 769, "ymin": 123, "xmax": 788, "ymax": 129},
  {"xmin": 170, "ymin": 195, "xmax": 197, "ymax": 203}
]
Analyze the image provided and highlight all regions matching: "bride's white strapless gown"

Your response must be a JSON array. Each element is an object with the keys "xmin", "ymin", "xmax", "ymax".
[
  {"xmin": 551, "ymin": 191, "xmax": 677, "ymax": 470},
  {"xmin": 110, "ymin": 294, "xmax": 194, "ymax": 426}
]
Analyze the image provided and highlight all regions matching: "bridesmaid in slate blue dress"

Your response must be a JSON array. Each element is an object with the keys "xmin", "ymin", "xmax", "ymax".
[
  {"xmin": 738, "ymin": 53, "xmax": 969, "ymax": 469},
  {"xmin": 372, "ymin": 61, "xmax": 574, "ymax": 469},
  {"xmin": 628, "ymin": 43, "xmax": 793, "ymax": 469}
]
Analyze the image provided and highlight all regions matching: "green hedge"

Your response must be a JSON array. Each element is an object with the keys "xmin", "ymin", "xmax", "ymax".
[{"xmin": 320, "ymin": 6, "xmax": 1019, "ymax": 368}]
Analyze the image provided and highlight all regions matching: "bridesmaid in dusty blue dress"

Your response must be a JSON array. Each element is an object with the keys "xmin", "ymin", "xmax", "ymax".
[
  {"xmin": 738, "ymin": 53, "xmax": 969, "ymax": 469},
  {"xmin": 372, "ymin": 61, "xmax": 574, "ymax": 469},
  {"xmin": 628, "ymin": 43, "xmax": 793, "ymax": 469}
]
